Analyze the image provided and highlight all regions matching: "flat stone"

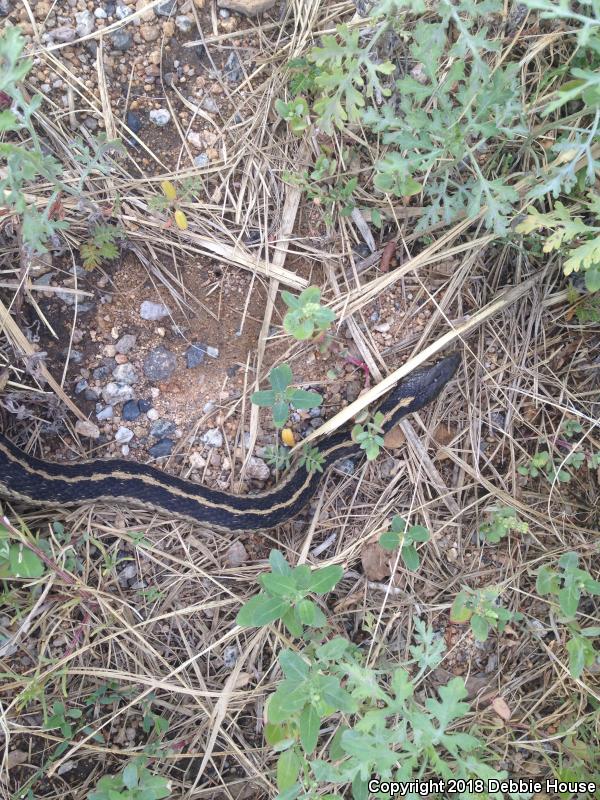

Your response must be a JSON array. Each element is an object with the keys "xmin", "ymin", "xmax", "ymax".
[
  {"xmin": 75, "ymin": 9, "xmax": 95, "ymax": 36},
  {"xmin": 115, "ymin": 333, "xmax": 137, "ymax": 354},
  {"xmin": 245, "ymin": 456, "xmax": 270, "ymax": 481},
  {"xmin": 155, "ymin": 0, "xmax": 176, "ymax": 13},
  {"xmin": 150, "ymin": 419, "xmax": 176, "ymax": 439},
  {"xmin": 110, "ymin": 30, "xmax": 132, "ymax": 50},
  {"xmin": 223, "ymin": 51, "xmax": 243, "ymax": 83},
  {"xmin": 75, "ymin": 420, "xmax": 100, "ymax": 439},
  {"xmin": 52, "ymin": 26, "xmax": 77, "ymax": 43},
  {"xmin": 122, "ymin": 400, "xmax": 141, "ymax": 421},
  {"xmin": 217, "ymin": 0, "xmax": 277, "ymax": 15},
  {"xmin": 126, "ymin": 111, "xmax": 142, "ymax": 134},
  {"xmin": 201, "ymin": 428, "xmax": 223, "ymax": 448},
  {"xmin": 175, "ymin": 14, "xmax": 192, "ymax": 30},
  {"xmin": 96, "ymin": 405, "xmax": 114, "ymax": 421},
  {"xmin": 149, "ymin": 108, "xmax": 171, "ymax": 126},
  {"xmin": 102, "ymin": 382, "xmax": 134, "ymax": 405},
  {"xmin": 149, "ymin": 438, "xmax": 174, "ymax": 457},
  {"xmin": 194, "ymin": 153, "xmax": 210, "ymax": 168},
  {"xmin": 112, "ymin": 363, "xmax": 138, "ymax": 385},
  {"xmin": 185, "ymin": 342, "xmax": 206, "ymax": 368},
  {"xmin": 115, "ymin": 426, "xmax": 134, "ymax": 444},
  {"xmin": 140, "ymin": 300, "xmax": 170, "ymax": 320},
  {"xmin": 143, "ymin": 345, "xmax": 177, "ymax": 382}
]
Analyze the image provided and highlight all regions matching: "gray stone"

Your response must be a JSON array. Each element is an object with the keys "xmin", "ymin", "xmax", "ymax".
[
  {"xmin": 223, "ymin": 51, "xmax": 244, "ymax": 84},
  {"xmin": 217, "ymin": 0, "xmax": 278, "ymax": 16},
  {"xmin": 52, "ymin": 26, "xmax": 77, "ymax": 43},
  {"xmin": 193, "ymin": 153, "xmax": 210, "ymax": 168},
  {"xmin": 126, "ymin": 111, "xmax": 142, "ymax": 134},
  {"xmin": 74, "ymin": 379, "xmax": 89, "ymax": 394},
  {"xmin": 84, "ymin": 388, "xmax": 99, "ymax": 401},
  {"xmin": 201, "ymin": 428, "xmax": 223, "ymax": 448},
  {"xmin": 245, "ymin": 456, "xmax": 270, "ymax": 481},
  {"xmin": 223, "ymin": 645, "xmax": 238, "ymax": 667},
  {"xmin": 115, "ymin": 426, "xmax": 134, "ymax": 444},
  {"xmin": 149, "ymin": 108, "xmax": 171, "ymax": 127},
  {"xmin": 75, "ymin": 420, "xmax": 100, "ymax": 439},
  {"xmin": 155, "ymin": 0, "xmax": 176, "ymax": 14},
  {"xmin": 75, "ymin": 9, "xmax": 95, "ymax": 36},
  {"xmin": 115, "ymin": 333, "xmax": 137, "ymax": 354},
  {"xmin": 175, "ymin": 14, "xmax": 192, "ymax": 30},
  {"xmin": 140, "ymin": 300, "xmax": 170, "ymax": 320},
  {"xmin": 110, "ymin": 30, "xmax": 132, "ymax": 50},
  {"xmin": 0, "ymin": 0, "xmax": 12, "ymax": 16},
  {"xmin": 122, "ymin": 400, "xmax": 141, "ymax": 421},
  {"xmin": 150, "ymin": 419, "xmax": 176, "ymax": 439},
  {"xmin": 96, "ymin": 405, "xmax": 114, "ymax": 421},
  {"xmin": 185, "ymin": 342, "xmax": 206, "ymax": 368},
  {"xmin": 115, "ymin": 1, "xmax": 132, "ymax": 18},
  {"xmin": 112, "ymin": 363, "xmax": 138, "ymax": 385},
  {"xmin": 201, "ymin": 96, "xmax": 219, "ymax": 114},
  {"xmin": 94, "ymin": 7, "xmax": 107, "ymax": 17},
  {"xmin": 102, "ymin": 382, "xmax": 134, "ymax": 405},
  {"xmin": 143, "ymin": 346, "xmax": 177, "ymax": 382},
  {"xmin": 138, "ymin": 399, "xmax": 152, "ymax": 412},
  {"xmin": 149, "ymin": 438, "xmax": 174, "ymax": 457},
  {"xmin": 93, "ymin": 362, "xmax": 114, "ymax": 380}
]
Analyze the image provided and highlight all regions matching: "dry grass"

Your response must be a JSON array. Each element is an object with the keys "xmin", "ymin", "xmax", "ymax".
[{"xmin": 1, "ymin": 1, "xmax": 599, "ymax": 798}]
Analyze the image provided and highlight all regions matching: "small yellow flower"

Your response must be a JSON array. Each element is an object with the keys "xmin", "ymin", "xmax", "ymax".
[
  {"xmin": 281, "ymin": 428, "xmax": 295, "ymax": 447},
  {"xmin": 161, "ymin": 180, "xmax": 177, "ymax": 201},
  {"xmin": 174, "ymin": 209, "xmax": 188, "ymax": 230}
]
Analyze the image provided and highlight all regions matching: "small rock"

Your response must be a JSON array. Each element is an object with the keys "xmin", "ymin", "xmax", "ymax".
[
  {"xmin": 115, "ymin": 333, "xmax": 137, "ymax": 354},
  {"xmin": 200, "ymin": 95, "xmax": 219, "ymax": 114},
  {"xmin": 245, "ymin": 456, "xmax": 270, "ymax": 481},
  {"xmin": 143, "ymin": 346, "xmax": 177, "ymax": 382},
  {"xmin": 149, "ymin": 438, "xmax": 174, "ymax": 457},
  {"xmin": 126, "ymin": 111, "xmax": 142, "ymax": 134},
  {"xmin": 223, "ymin": 51, "xmax": 243, "ymax": 83},
  {"xmin": 194, "ymin": 153, "xmax": 210, "ymax": 168},
  {"xmin": 201, "ymin": 428, "xmax": 223, "ymax": 448},
  {"xmin": 96, "ymin": 405, "xmax": 114, "ymax": 421},
  {"xmin": 203, "ymin": 401, "xmax": 216, "ymax": 414},
  {"xmin": 383, "ymin": 425, "xmax": 406, "ymax": 449},
  {"xmin": 122, "ymin": 400, "xmax": 141, "ymax": 421},
  {"xmin": 374, "ymin": 322, "xmax": 391, "ymax": 333},
  {"xmin": 141, "ymin": 23, "xmax": 160, "ymax": 41},
  {"xmin": 138, "ymin": 399, "xmax": 151, "ymax": 412},
  {"xmin": 75, "ymin": 419, "xmax": 101, "ymax": 439},
  {"xmin": 150, "ymin": 419, "xmax": 175, "ymax": 439},
  {"xmin": 218, "ymin": 7, "xmax": 230, "ymax": 16},
  {"xmin": 189, "ymin": 452, "xmax": 206, "ymax": 469},
  {"xmin": 225, "ymin": 541, "xmax": 247, "ymax": 567},
  {"xmin": 175, "ymin": 14, "xmax": 192, "ymax": 30},
  {"xmin": 223, "ymin": 645, "xmax": 238, "ymax": 668},
  {"xmin": 217, "ymin": 0, "xmax": 277, "ymax": 15},
  {"xmin": 102, "ymin": 382, "xmax": 135, "ymax": 405},
  {"xmin": 115, "ymin": 426, "xmax": 134, "ymax": 444},
  {"xmin": 52, "ymin": 26, "xmax": 77, "ymax": 43},
  {"xmin": 337, "ymin": 458, "xmax": 356, "ymax": 475},
  {"xmin": 111, "ymin": 30, "xmax": 132, "ymax": 50},
  {"xmin": 140, "ymin": 300, "xmax": 170, "ymax": 320},
  {"xmin": 206, "ymin": 345, "xmax": 219, "ymax": 358},
  {"xmin": 93, "ymin": 363, "xmax": 114, "ymax": 380},
  {"xmin": 74, "ymin": 379, "xmax": 89, "ymax": 394},
  {"xmin": 75, "ymin": 9, "xmax": 95, "ymax": 36},
  {"xmin": 149, "ymin": 108, "xmax": 171, "ymax": 126},
  {"xmin": 185, "ymin": 342, "xmax": 206, "ymax": 368},
  {"xmin": 118, "ymin": 563, "xmax": 137, "ymax": 586},
  {"xmin": 146, "ymin": 408, "xmax": 159, "ymax": 421},
  {"xmin": 112, "ymin": 363, "xmax": 138, "ymax": 385},
  {"xmin": 155, "ymin": 0, "xmax": 176, "ymax": 13},
  {"xmin": 94, "ymin": 7, "xmax": 107, "ymax": 18},
  {"xmin": 84, "ymin": 388, "xmax": 99, "ymax": 401},
  {"xmin": 187, "ymin": 130, "xmax": 204, "ymax": 150},
  {"xmin": 115, "ymin": 1, "xmax": 132, "ymax": 18},
  {"xmin": 121, "ymin": 445, "xmax": 130, "ymax": 457},
  {"xmin": 0, "ymin": 0, "xmax": 12, "ymax": 16}
]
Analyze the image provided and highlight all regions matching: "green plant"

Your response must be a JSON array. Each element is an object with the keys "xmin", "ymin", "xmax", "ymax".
[
  {"xmin": 298, "ymin": 444, "xmax": 326, "ymax": 474},
  {"xmin": 0, "ymin": 523, "xmax": 45, "ymax": 579},
  {"xmin": 478, "ymin": 505, "xmax": 529, "ymax": 544},
  {"xmin": 264, "ymin": 443, "xmax": 292, "ymax": 472},
  {"xmin": 88, "ymin": 759, "xmax": 171, "ymax": 800},
  {"xmin": 44, "ymin": 701, "xmax": 83, "ymax": 740},
  {"xmin": 282, "ymin": 286, "xmax": 335, "ymax": 341},
  {"xmin": 536, "ymin": 552, "xmax": 600, "ymax": 679},
  {"xmin": 379, "ymin": 515, "xmax": 430, "ymax": 570},
  {"xmin": 516, "ymin": 193, "xmax": 600, "ymax": 292},
  {"xmin": 236, "ymin": 550, "xmax": 342, "ymax": 637},
  {"xmin": 283, "ymin": 153, "xmax": 358, "ymax": 224},
  {"xmin": 351, "ymin": 411, "xmax": 385, "ymax": 460},
  {"xmin": 450, "ymin": 585, "xmax": 523, "ymax": 642},
  {"xmin": 80, "ymin": 223, "xmax": 121, "ymax": 271},
  {"xmin": 251, "ymin": 364, "xmax": 322, "ymax": 428},
  {"xmin": 147, "ymin": 179, "xmax": 196, "ymax": 230},
  {"xmin": 275, "ymin": 97, "xmax": 311, "ymax": 135}
]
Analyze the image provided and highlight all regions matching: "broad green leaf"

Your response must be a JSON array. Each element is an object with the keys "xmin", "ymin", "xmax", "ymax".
[
  {"xmin": 291, "ymin": 563, "xmax": 312, "ymax": 589},
  {"xmin": 316, "ymin": 637, "xmax": 349, "ymax": 661},
  {"xmin": 277, "ymin": 748, "xmax": 302, "ymax": 793},
  {"xmin": 270, "ymin": 364, "xmax": 293, "ymax": 394},
  {"xmin": 450, "ymin": 591, "xmax": 472, "ymax": 623},
  {"xmin": 470, "ymin": 614, "xmax": 491, "ymax": 642},
  {"xmin": 407, "ymin": 524, "xmax": 429, "ymax": 543},
  {"xmin": 236, "ymin": 594, "xmax": 290, "ymax": 628},
  {"xmin": 287, "ymin": 388, "xmax": 323, "ymax": 409},
  {"xmin": 297, "ymin": 598, "xmax": 318, "ymax": 625},
  {"xmin": 379, "ymin": 530, "xmax": 399, "ymax": 551},
  {"xmin": 279, "ymin": 649, "xmax": 309, "ymax": 682},
  {"xmin": 284, "ymin": 315, "xmax": 314, "ymax": 340},
  {"xmin": 320, "ymin": 676, "xmax": 356, "ymax": 713},
  {"xmin": 273, "ymin": 400, "xmax": 290, "ymax": 428},
  {"xmin": 8, "ymin": 544, "xmax": 45, "ymax": 578},
  {"xmin": 566, "ymin": 636, "xmax": 587, "ymax": 680},
  {"xmin": 122, "ymin": 762, "xmax": 138, "ymax": 790},
  {"xmin": 265, "ymin": 721, "xmax": 288, "ymax": 746},
  {"xmin": 281, "ymin": 290, "xmax": 300, "ymax": 310},
  {"xmin": 559, "ymin": 584, "xmax": 580, "ymax": 618},
  {"xmin": 251, "ymin": 389, "xmax": 276, "ymax": 407},
  {"xmin": 261, "ymin": 573, "xmax": 297, "ymax": 599},
  {"xmin": 558, "ymin": 551, "xmax": 579, "ymax": 571},
  {"xmin": 400, "ymin": 544, "xmax": 420, "ymax": 571},
  {"xmin": 308, "ymin": 564, "xmax": 343, "ymax": 594},
  {"xmin": 269, "ymin": 683, "xmax": 308, "ymax": 723},
  {"xmin": 269, "ymin": 550, "xmax": 292, "ymax": 576},
  {"xmin": 299, "ymin": 703, "xmax": 320, "ymax": 754},
  {"xmin": 282, "ymin": 606, "xmax": 303, "ymax": 638},
  {"xmin": 536, "ymin": 566, "xmax": 558, "ymax": 596}
]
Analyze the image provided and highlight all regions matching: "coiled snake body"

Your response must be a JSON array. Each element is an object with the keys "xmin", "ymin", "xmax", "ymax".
[{"xmin": 0, "ymin": 354, "xmax": 460, "ymax": 531}]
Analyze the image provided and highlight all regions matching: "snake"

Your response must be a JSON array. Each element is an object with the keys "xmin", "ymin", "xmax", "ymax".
[{"xmin": 0, "ymin": 353, "xmax": 460, "ymax": 532}]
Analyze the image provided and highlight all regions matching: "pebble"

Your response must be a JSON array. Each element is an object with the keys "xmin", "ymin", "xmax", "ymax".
[
  {"xmin": 121, "ymin": 445, "xmax": 130, "ymax": 457},
  {"xmin": 149, "ymin": 438, "xmax": 174, "ymax": 457},
  {"xmin": 126, "ymin": 111, "xmax": 142, "ymax": 134},
  {"xmin": 194, "ymin": 154, "xmax": 210, "ymax": 168},
  {"xmin": 201, "ymin": 428, "xmax": 223, "ymax": 448},
  {"xmin": 143, "ymin": 345, "xmax": 177, "ymax": 381},
  {"xmin": 337, "ymin": 458, "xmax": 356, "ymax": 475},
  {"xmin": 122, "ymin": 400, "xmax": 141, "ymax": 421},
  {"xmin": 223, "ymin": 51, "xmax": 243, "ymax": 83},
  {"xmin": 96, "ymin": 405, "xmax": 114, "ymax": 421},
  {"xmin": 185, "ymin": 342, "xmax": 206, "ymax": 368},
  {"xmin": 84, "ymin": 388, "xmax": 99, "ymax": 401},
  {"xmin": 218, "ymin": 0, "xmax": 277, "ymax": 13},
  {"xmin": 75, "ymin": 9, "xmax": 95, "ymax": 36},
  {"xmin": 115, "ymin": 333, "xmax": 137, "ymax": 354},
  {"xmin": 140, "ymin": 300, "xmax": 170, "ymax": 320},
  {"xmin": 155, "ymin": 0, "xmax": 176, "ymax": 14},
  {"xmin": 141, "ymin": 23, "xmax": 160, "ymax": 41},
  {"xmin": 74, "ymin": 379, "xmax": 89, "ymax": 394},
  {"xmin": 175, "ymin": 14, "xmax": 192, "ymax": 30},
  {"xmin": 115, "ymin": 426, "xmax": 134, "ymax": 444},
  {"xmin": 218, "ymin": 8, "xmax": 230, "ymax": 17},
  {"xmin": 150, "ymin": 419, "xmax": 175, "ymax": 439},
  {"xmin": 374, "ymin": 322, "xmax": 391, "ymax": 333},
  {"xmin": 188, "ymin": 452, "xmax": 206, "ymax": 469},
  {"xmin": 225, "ymin": 541, "xmax": 247, "ymax": 567},
  {"xmin": 245, "ymin": 456, "xmax": 270, "ymax": 481},
  {"xmin": 75, "ymin": 420, "xmax": 100, "ymax": 439},
  {"xmin": 138, "ymin": 399, "xmax": 152, "ymax": 412},
  {"xmin": 223, "ymin": 645, "xmax": 238, "ymax": 668},
  {"xmin": 93, "ymin": 363, "xmax": 114, "ymax": 380},
  {"xmin": 146, "ymin": 408, "xmax": 160, "ymax": 421},
  {"xmin": 94, "ymin": 7, "xmax": 107, "ymax": 17},
  {"xmin": 115, "ymin": 1, "xmax": 132, "ymax": 19},
  {"xmin": 102, "ymin": 382, "xmax": 135, "ymax": 405},
  {"xmin": 0, "ymin": 0, "xmax": 11, "ymax": 15},
  {"xmin": 149, "ymin": 109, "xmax": 171, "ymax": 126},
  {"xmin": 112, "ymin": 363, "xmax": 138, "ymax": 385},
  {"xmin": 203, "ymin": 401, "xmax": 216, "ymax": 414},
  {"xmin": 111, "ymin": 30, "xmax": 132, "ymax": 50},
  {"xmin": 52, "ymin": 26, "xmax": 77, "ymax": 43}
]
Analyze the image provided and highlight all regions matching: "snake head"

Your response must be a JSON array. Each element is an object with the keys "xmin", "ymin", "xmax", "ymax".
[{"xmin": 380, "ymin": 352, "xmax": 461, "ymax": 423}]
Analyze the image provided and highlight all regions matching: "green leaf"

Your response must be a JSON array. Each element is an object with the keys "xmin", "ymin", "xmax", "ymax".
[
  {"xmin": 270, "ymin": 364, "xmax": 293, "ymax": 393},
  {"xmin": 450, "ymin": 591, "xmax": 472, "ymax": 624},
  {"xmin": 407, "ymin": 524, "xmax": 429, "ymax": 543},
  {"xmin": 251, "ymin": 389, "xmax": 276, "ymax": 407},
  {"xmin": 316, "ymin": 637, "xmax": 349, "ymax": 662},
  {"xmin": 261, "ymin": 573, "xmax": 298, "ymax": 599},
  {"xmin": 269, "ymin": 550, "xmax": 292, "ymax": 576},
  {"xmin": 536, "ymin": 566, "xmax": 559, "ymax": 596},
  {"xmin": 277, "ymin": 748, "xmax": 302, "ymax": 793},
  {"xmin": 269, "ymin": 683, "xmax": 308, "ymax": 723},
  {"xmin": 308, "ymin": 564, "xmax": 343, "ymax": 594},
  {"xmin": 122, "ymin": 762, "xmax": 138, "ymax": 790},
  {"xmin": 400, "ymin": 544, "xmax": 420, "ymax": 571},
  {"xmin": 281, "ymin": 290, "xmax": 300, "ymax": 310},
  {"xmin": 288, "ymin": 389, "xmax": 323, "ymax": 409},
  {"xmin": 379, "ymin": 530, "xmax": 400, "ymax": 551},
  {"xmin": 566, "ymin": 636, "xmax": 587, "ymax": 680},
  {"xmin": 297, "ymin": 598, "xmax": 318, "ymax": 625},
  {"xmin": 470, "ymin": 614, "xmax": 491, "ymax": 642},
  {"xmin": 273, "ymin": 400, "xmax": 290, "ymax": 428},
  {"xmin": 279, "ymin": 649, "xmax": 309, "ymax": 682},
  {"xmin": 559, "ymin": 584, "xmax": 580, "ymax": 618},
  {"xmin": 8, "ymin": 544, "xmax": 45, "ymax": 578},
  {"xmin": 585, "ymin": 265, "xmax": 600, "ymax": 292},
  {"xmin": 236, "ymin": 594, "xmax": 290, "ymax": 627},
  {"xmin": 299, "ymin": 703, "xmax": 320, "ymax": 754}
]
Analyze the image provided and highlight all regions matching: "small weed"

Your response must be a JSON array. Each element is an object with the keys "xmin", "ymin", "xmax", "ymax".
[
  {"xmin": 0, "ymin": 522, "xmax": 45, "ymax": 579},
  {"xmin": 80, "ymin": 223, "xmax": 121, "ymax": 271},
  {"xmin": 263, "ymin": 443, "xmax": 292, "ymax": 472},
  {"xmin": 282, "ymin": 285, "xmax": 335, "ymax": 341},
  {"xmin": 148, "ymin": 179, "xmax": 203, "ymax": 230},
  {"xmin": 88, "ymin": 759, "xmax": 171, "ymax": 800},
  {"xmin": 351, "ymin": 411, "xmax": 385, "ymax": 460},
  {"xmin": 283, "ymin": 152, "xmax": 358, "ymax": 224},
  {"xmin": 251, "ymin": 363, "xmax": 322, "ymax": 429},
  {"xmin": 478, "ymin": 505, "xmax": 529, "ymax": 544},
  {"xmin": 299, "ymin": 444, "xmax": 326, "ymax": 474},
  {"xmin": 379, "ymin": 515, "xmax": 430, "ymax": 571},
  {"xmin": 274, "ymin": 96, "xmax": 311, "ymax": 135},
  {"xmin": 451, "ymin": 585, "xmax": 523, "ymax": 642}
]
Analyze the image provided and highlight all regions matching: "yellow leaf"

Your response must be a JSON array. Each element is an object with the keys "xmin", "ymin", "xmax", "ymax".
[
  {"xmin": 174, "ymin": 209, "xmax": 188, "ymax": 230},
  {"xmin": 281, "ymin": 428, "xmax": 295, "ymax": 447},
  {"xmin": 161, "ymin": 180, "xmax": 177, "ymax": 201}
]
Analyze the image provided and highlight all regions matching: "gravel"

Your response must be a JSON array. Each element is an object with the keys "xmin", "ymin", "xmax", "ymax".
[
  {"xmin": 185, "ymin": 342, "xmax": 206, "ymax": 368},
  {"xmin": 110, "ymin": 30, "xmax": 132, "ymax": 50},
  {"xmin": 194, "ymin": 154, "xmax": 210, "ymax": 168},
  {"xmin": 75, "ymin": 420, "xmax": 100, "ymax": 439},
  {"xmin": 96, "ymin": 405, "xmax": 114, "ymax": 421},
  {"xmin": 175, "ymin": 14, "xmax": 192, "ymax": 31},
  {"xmin": 149, "ymin": 108, "xmax": 171, "ymax": 126},
  {"xmin": 126, "ymin": 111, "xmax": 142, "ymax": 133},
  {"xmin": 140, "ymin": 300, "xmax": 170, "ymax": 320},
  {"xmin": 75, "ymin": 9, "xmax": 95, "ymax": 36},
  {"xmin": 201, "ymin": 428, "xmax": 223, "ymax": 448},
  {"xmin": 115, "ymin": 426, "xmax": 134, "ymax": 444},
  {"xmin": 223, "ymin": 51, "xmax": 244, "ymax": 83},
  {"xmin": 115, "ymin": 333, "xmax": 137, "ymax": 354},
  {"xmin": 150, "ymin": 419, "xmax": 176, "ymax": 439},
  {"xmin": 122, "ymin": 400, "xmax": 141, "ymax": 421},
  {"xmin": 149, "ymin": 438, "xmax": 174, "ymax": 457},
  {"xmin": 112, "ymin": 363, "xmax": 138, "ymax": 385},
  {"xmin": 102, "ymin": 382, "xmax": 135, "ymax": 405},
  {"xmin": 143, "ymin": 345, "xmax": 177, "ymax": 382},
  {"xmin": 245, "ymin": 456, "xmax": 270, "ymax": 481},
  {"xmin": 155, "ymin": 0, "xmax": 177, "ymax": 14}
]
